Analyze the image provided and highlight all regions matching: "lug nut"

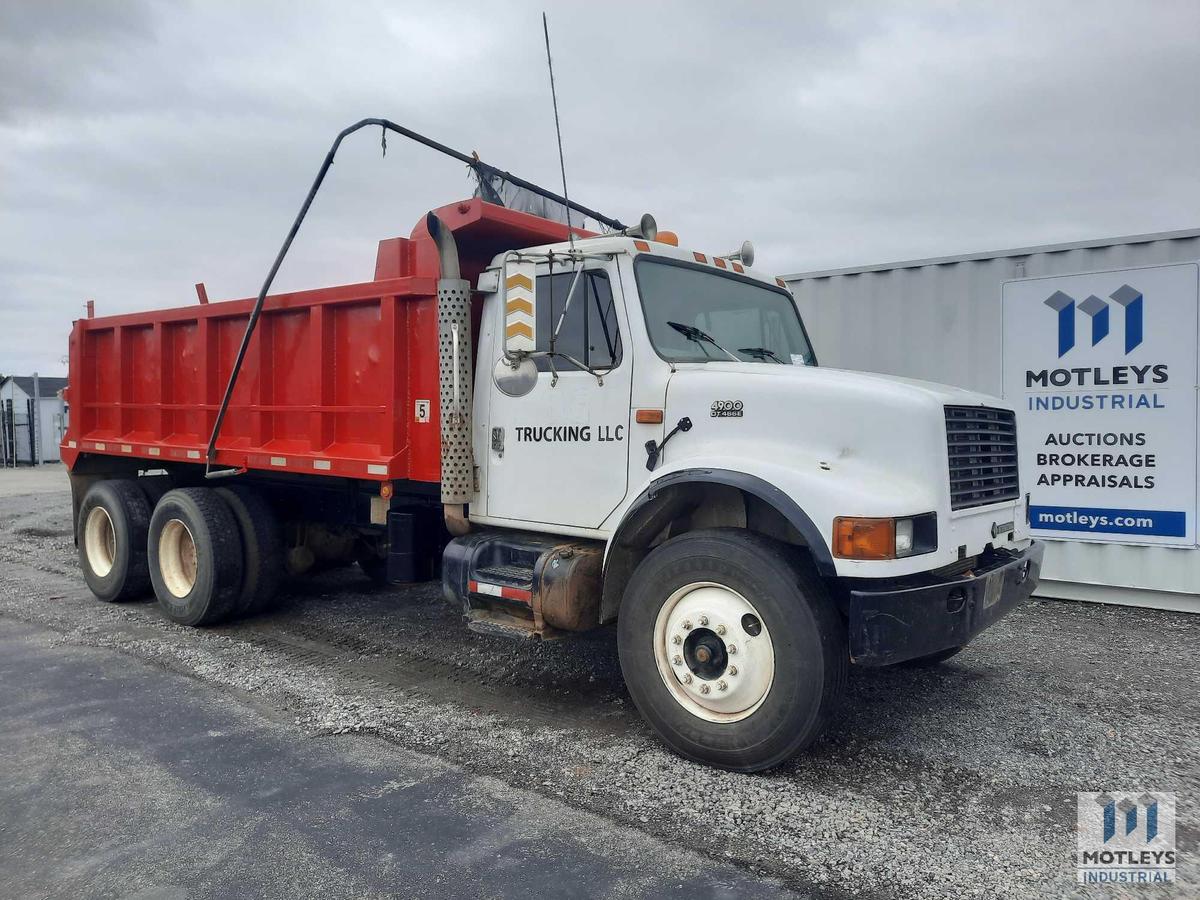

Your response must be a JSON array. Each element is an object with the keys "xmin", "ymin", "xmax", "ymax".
[
  {"xmin": 728, "ymin": 665, "xmax": 738, "ymax": 676},
  {"xmin": 681, "ymin": 673, "xmax": 693, "ymax": 684},
  {"xmin": 727, "ymin": 644, "xmax": 737, "ymax": 655},
  {"xmin": 716, "ymin": 624, "xmax": 726, "ymax": 636},
  {"xmin": 717, "ymin": 680, "xmax": 728, "ymax": 692},
  {"xmin": 698, "ymin": 615, "xmax": 709, "ymax": 626},
  {"xmin": 682, "ymin": 620, "xmax": 693, "ymax": 630},
  {"xmin": 672, "ymin": 634, "xmax": 682, "ymax": 645},
  {"xmin": 699, "ymin": 683, "xmax": 710, "ymax": 695},
  {"xmin": 672, "ymin": 654, "xmax": 683, "ymax": 666}
]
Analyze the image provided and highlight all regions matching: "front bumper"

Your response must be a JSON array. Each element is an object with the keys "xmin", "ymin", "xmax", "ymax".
[{"xmin": 846, "ymin": 541, "xmax": 1044, "ymax": 666}]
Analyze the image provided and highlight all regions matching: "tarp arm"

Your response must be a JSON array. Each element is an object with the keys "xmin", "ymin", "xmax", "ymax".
[{"xmin": 205, "ymin": 117, "xmax": 627, "ymax": 476}]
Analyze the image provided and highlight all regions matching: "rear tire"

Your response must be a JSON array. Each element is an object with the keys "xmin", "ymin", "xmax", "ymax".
[
  {"xmin": 77, "ymin": 479, "xmax": 152, "ymax": 602},
  {"xmin": 148, "ymin": 488, "xmax": 243, "ymax": 626},
  {"xmin": 215, "ymin": 485, "xmax": 284, "ymax": 617},
  {"xmin": 617, "ymin": 528, "xmax": 846, "ymax": 772}
]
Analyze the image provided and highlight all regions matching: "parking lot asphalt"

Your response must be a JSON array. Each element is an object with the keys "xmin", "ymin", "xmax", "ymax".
[
  {"xmin": 0, "ymin": 466, "xmax": 1196, "ymax": 898},
  {"xmin": 0, "ymin": 619, "xmax": 787, "ymax": 900}
]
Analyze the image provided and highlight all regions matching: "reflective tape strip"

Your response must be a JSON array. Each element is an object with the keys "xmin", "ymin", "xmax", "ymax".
[
  {"xmin": 67, "ymin": 440, "xmax": 77, "ymax": 449},
  {"xmin": 270, "ymin": 457, "xmax": 287, "ymax": 466},
  {"xmin": 504, "ymin": 260, "xmax": 536, "ymax": 353},
  {"xmin": 121, "ymin": 444, "xmax": 132, "ymax": 453},
  {"xmin": 94, "ymin": 442, "xmax": 106, "ymax": 450},
  {"xmin": 366, "ymin": 464, "xmax": 388, "ymax": 476},
  {"xmin": 467, "ymin": 580, "xmax": 532, "ymax": 603},
  {"xmin": 148, "ymin": 447, "xmax": 161, "ymax": 456},
  {"xmin": 187, "ymin": 450, "xmax": 200, "ymax": 459},
  {"xmin": 313, "ymin": 459, "xmax": 331, "ymax": 471}
]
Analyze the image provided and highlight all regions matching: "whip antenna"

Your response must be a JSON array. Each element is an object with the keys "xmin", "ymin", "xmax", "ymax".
[{"xmin": 542, "ymin": 12, "xmax": 575, "ymax": 250}]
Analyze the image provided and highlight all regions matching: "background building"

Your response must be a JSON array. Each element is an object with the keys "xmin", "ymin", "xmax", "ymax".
[
  {"xmin": 1, "ymin": 374, "xmax": 68, "ymax": 465},
  {"xmin": 786, "ymin": 228, "xmax": 1200, "ymax": 612}
]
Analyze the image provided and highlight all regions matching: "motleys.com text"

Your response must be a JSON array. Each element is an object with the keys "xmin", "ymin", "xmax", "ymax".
[
  {"xmin": 1037, "ymin": 510, "xmax": 1155, "ymax": 529},
  {"xmin": 1030, "ymin": 505, "xmax": 1186, "ymax": 537}
]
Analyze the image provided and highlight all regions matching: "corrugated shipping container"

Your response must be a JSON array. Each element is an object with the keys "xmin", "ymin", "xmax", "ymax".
[{"xmin": 785, "ymin": 228, "xmax": 1200, "ymax": 612}]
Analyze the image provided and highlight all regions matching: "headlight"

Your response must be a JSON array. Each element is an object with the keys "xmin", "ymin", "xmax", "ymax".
[
  {"xmin": 895, "ymin": 518, "xmax": 915, "ymax": 555},
  {"xmin": 833, "ymin": 513, "xmax": 937, "ymax": 560}
]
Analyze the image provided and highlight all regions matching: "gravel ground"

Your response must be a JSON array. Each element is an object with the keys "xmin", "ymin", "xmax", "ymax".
[{"xmin": 0, "ymin": 466, "xmax": 1196, "ymax": 898}]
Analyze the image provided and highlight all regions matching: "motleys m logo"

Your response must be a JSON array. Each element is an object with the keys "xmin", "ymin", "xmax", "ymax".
[
  {"xmin": 1044, "ymin": 284, "xmax": 1143, "ymax": 357},
  {"xmin": 1096, "ymin": 793, "xmax": 1160, "ymax": 843}
]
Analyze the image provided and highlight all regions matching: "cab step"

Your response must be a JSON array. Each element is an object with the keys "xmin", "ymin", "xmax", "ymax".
[{"xmin": 443, "ymin": 530, "xmax": 604, "ymax": 638}]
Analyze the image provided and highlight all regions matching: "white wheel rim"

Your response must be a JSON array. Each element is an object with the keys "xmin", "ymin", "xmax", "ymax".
[
  {"xmin": 84, "ymin": 506, "xmax": 116, "ymax": 577},
  {"xmin": 652, "ymin": 581, "xmax": 775, "ymax": 723},
  {"xmin": 159, "ymin": 518, "xmax": 198, "ymax": 599}
]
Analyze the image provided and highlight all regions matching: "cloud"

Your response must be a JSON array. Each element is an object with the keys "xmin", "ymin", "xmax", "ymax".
[{"xmin": 1, "ymin": 0, "xmax": 1197, "ymax": 376}]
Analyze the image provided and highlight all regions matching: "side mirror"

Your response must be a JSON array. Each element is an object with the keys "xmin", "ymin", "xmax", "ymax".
[{"xmin": 503, "ymin": 260, "xmax": 537, "ymax": 356}]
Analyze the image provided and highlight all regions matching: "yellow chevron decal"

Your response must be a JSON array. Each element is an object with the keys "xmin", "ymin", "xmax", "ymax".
[
  {"xmin": 505, "ymin": 297, "xmax": 533, "ymax": 315},
  {"xmin": 506, "ymin": 322, "xmax": 534, "ymax": 339},
  {"xmin": 505, "ymin": 272, "xmax": 533, "ymax": 291}
]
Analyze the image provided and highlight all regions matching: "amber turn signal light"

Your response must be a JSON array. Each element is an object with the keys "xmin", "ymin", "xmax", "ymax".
[
  {"xmin": 833, "ymin": 517, "xmax": 896, "ymax": 560},
  {"xmin": 635, "ymin": 408, "xmax": 664, "ymax": 424}
]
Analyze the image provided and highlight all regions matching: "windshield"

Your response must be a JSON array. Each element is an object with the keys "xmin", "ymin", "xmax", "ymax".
[{"xmin": 635, "ymin": 258, "xmax": 816, "ymax": 365}]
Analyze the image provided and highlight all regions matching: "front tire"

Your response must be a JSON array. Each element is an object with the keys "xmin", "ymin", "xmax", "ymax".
[
  {"xmin": 148, "ymin": 488, "xmax": 243, "ymax": 626},
  {"xmin": 617, "ymin": 528, "xmax": 846, "ymax": 772}
]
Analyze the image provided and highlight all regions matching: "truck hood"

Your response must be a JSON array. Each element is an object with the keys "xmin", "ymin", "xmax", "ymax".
[
  {"xmin": 660, "ymin": 361, "xmax": 1016, "ymax": 523},
  {"xmin": 655, "ymin": 361, "xmax": 1028, "ymax": 577}
]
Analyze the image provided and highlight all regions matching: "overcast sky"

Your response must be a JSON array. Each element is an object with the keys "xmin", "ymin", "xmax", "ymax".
[{"xmin": 2, "ymin": 0, "xmax": 1197, "ymax": 377}]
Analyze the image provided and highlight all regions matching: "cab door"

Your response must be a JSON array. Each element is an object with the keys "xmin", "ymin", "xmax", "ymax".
[{"xmin": 485, "ymin": 260, "xmax": 633, "ymax": 529}]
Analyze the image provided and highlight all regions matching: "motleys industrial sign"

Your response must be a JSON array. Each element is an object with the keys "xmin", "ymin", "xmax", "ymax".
[{"xmin": 1002, "ymin": 263, "xmax": 1199, "ymax": 547}]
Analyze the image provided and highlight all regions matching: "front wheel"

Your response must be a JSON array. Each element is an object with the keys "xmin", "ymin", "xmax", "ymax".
[{"xmin": 617, "ymin": 528, "xmax": 846, "ymax": 772}]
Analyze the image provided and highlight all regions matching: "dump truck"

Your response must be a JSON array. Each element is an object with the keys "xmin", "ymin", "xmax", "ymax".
[{"xmin": 61, "ymin": 121, "xmax": 1043, "ymax": 771}]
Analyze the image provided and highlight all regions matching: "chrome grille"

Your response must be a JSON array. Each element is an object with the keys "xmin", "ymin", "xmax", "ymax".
[{"xmin": 945, "ymin": 406, "xmax": 1019, "ymax": 511}]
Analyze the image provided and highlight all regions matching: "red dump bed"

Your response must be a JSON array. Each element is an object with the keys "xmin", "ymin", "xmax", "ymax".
[{"xmin": 61, "ymin": 199, "xmax": 579, "ymax": 482}]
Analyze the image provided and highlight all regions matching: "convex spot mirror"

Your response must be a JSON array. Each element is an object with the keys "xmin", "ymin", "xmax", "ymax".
[{"xmin": 494, "ymin": 355, "xmax": 538, "ymax": 397}]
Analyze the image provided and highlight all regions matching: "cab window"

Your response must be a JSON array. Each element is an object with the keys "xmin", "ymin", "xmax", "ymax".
[{"xmin": 534, "ymin": 270, "xmax": 622, "ymax": 371}]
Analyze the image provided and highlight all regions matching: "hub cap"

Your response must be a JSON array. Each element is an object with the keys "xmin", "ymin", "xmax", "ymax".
[
  {"xmin": 159, "ymin": 519, "xmax": 198, "ymax": 599},
  {"xmin": 653, "ymin": 582, "xmax": 775, "ymax": 723},
  {"xmin": 84, "ymin": 506, "xmax": 116, "ymax": 577}
]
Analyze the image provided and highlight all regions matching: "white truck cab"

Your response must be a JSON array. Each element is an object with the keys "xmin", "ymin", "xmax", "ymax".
[{"xmin": 438, "ymin": 224, "xmax": 1044, "ymax": 771}]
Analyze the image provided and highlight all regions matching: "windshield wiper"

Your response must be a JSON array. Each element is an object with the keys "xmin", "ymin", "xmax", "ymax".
[
  {"xmin": 667, "ymin": 321, "xmax": 740, "ymax": 362},
  {"xmin": 738, "ymin": 346, "xmax": 785, "ymax": 364}
]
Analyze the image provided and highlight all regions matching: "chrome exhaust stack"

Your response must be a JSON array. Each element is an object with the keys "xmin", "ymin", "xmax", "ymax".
[{"xmin": 427, "ymin": 212, "xmax": 473, "ymax": 536}]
